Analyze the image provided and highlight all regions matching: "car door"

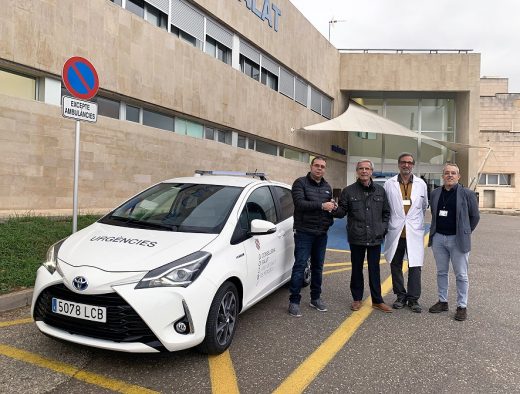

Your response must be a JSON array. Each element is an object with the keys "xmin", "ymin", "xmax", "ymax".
[
  {"xmin": 271, "ymin": 185, "xmax": 295, "ymax": 281},
  {"xmin": 238, "ymin": 186, "xmax": 284, "ymax": 308}
]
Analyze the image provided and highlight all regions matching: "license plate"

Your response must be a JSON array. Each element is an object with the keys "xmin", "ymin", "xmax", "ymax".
[{"xmin": 51, "ymin": 297, "xmax": 107, "ymax": 323}]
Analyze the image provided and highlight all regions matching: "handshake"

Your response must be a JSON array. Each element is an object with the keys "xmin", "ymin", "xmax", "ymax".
[{"xmin": 321, "ymin": 199, "xmax": 338, "ymax": 213}]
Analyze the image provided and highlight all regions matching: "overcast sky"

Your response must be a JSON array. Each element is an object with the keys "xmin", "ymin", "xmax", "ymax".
[{"xmin": 289, "ymin": 0, "xmax": 520, "ymax": 93}]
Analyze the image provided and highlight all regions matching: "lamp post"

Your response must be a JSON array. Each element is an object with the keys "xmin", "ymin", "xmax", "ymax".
[{"xmin": 328, "ymin": 19, "xmax": 347, "ymax": 42}]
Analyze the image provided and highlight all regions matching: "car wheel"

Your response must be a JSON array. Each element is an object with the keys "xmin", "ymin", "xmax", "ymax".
[
  {"xmin": 199, "ymin": 282, "xmax": 239, "ymax": 355},
  {"xmin": 302, "ymin": 257, "xmax": 311, "ymax": 287}
]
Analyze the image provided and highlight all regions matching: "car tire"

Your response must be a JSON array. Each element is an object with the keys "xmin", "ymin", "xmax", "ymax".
[
  {"xmin": 302, "ymin": 257, "xmax": 311, "ymax": 287},
  {"xmin": 199, "ymin": 282, "xmax": 239, "ymax": 355}
]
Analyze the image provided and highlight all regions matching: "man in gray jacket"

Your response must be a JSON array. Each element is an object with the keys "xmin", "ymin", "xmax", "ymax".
[{"xmin": 428, "ymin": 163, "xmax": 480, "ymax": 321}]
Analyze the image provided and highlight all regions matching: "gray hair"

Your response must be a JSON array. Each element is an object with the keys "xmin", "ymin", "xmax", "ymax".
[
  {"xmin": 356, "ymin": 159, "xmax": 374, "ymax": 170},
  {"xmin": 443, "ymin": 162, "xmax": 460, "ymax": 174}
]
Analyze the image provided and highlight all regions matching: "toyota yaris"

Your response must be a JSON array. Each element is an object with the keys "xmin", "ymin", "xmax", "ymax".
[{"xmin": 31, "ymin": 172, "xmax": 308, "ymax": 354}]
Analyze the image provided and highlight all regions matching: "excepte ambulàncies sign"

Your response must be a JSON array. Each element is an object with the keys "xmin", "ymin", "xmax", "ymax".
[{"xmin": 62, "ymin": 96, "xmax": 98, "ymax": 122}]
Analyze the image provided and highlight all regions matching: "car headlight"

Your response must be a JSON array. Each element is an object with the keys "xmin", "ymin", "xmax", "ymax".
[
  {"xmin": 42, "ymin": 238, "xmax": 67, "ymax": 274},
  {"xmin": 135, "ymin": 251, "xmax": 211, "ymax": 289}
]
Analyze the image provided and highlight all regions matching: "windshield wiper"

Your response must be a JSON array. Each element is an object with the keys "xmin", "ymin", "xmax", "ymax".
[{"xmin": 105, "ymin": 216, "xmax": 178, "ymax": 231}]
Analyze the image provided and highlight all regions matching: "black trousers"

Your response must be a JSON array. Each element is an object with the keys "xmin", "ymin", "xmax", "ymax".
[
  {"xmin": 350, "ymin": 244, "xmax": 383, "ymax": 304},
  {"xmin": 390, "ymin": 237, "xmax": 422, "ymax": 301}
]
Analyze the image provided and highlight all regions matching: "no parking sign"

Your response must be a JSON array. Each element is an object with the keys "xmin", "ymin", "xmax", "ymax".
[{"xmin": 62, "ymin": 56, "xmax": 99, "ymax": 100}]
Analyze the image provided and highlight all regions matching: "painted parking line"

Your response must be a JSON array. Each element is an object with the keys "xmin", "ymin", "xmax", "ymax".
[
  {"xmin": 272, "ymin": 271, "xmax": 400, "ymax": 394},
  {"xmin": 0, "ymin": 344, "xmax": 159, "ymax": 394},
  {"xmin": 208, "ymin": 350, "xmax": 239, "ymax": 394},
  {"xmin": 0, "ymin": 318, "xmax": 33, "ymax": 328}
]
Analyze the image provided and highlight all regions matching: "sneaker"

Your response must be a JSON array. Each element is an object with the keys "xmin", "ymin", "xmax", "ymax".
[
  {"xmin": 310, "ymin": 298, "xmax": 328, "ymax": 312},
  {"xmin": 454, "ymin": 307, "xmax": 467, "ymax": 321},
  {"xmin": 428, "ymin": 301, "xmax": 449, "ymax": 313},
  {"xmin": 288, "ymin": 303, "xmax": 302, "ymax": 317},
  {"xmin": 392, "ymin": 297, "xmax": 407, "ymax": 309},
  {"xmin": 408, "ymin": 300, "xmax": 422, "ymax": 313}
]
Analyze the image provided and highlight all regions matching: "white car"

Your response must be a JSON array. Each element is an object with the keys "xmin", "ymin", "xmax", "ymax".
[{"xmin": 31, "ymin": 171, "xmax": 309, "ymax": 354}]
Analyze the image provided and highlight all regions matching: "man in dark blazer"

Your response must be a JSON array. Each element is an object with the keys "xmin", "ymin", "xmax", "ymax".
[{"xmin": 428, "ymin": 163, "xmax": 480, "ymax": 321}]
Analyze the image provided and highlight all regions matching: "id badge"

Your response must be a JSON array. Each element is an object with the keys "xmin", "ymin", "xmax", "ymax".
[
  {"xmin": 403, "ymin": 199, "xmax": 411, "ymax": 206},
  {"xmin": 439, "ymin": 210, "xmax": 448, "ymax": 217}
]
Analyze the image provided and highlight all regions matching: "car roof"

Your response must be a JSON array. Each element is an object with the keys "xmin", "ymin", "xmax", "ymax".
[{"xmin": 160, "ymin": 175, "xmax": 290, "ymax": 188}]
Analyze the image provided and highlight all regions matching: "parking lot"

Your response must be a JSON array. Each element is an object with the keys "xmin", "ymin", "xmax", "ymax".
[{"xmin": 1, "ymin": 213, "xmax": 519, "ymax": 393}]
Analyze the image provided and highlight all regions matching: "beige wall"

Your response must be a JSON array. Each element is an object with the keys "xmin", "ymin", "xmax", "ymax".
[
  {"xmin": 480, "ymin": 78, "xmax": 508, "ymax": 96},
  {"xmin": 339, "ymin": 53, "xmax": 481, "ymax": 185},
  {"xmin": 0, "ymin": 0, "xmax": 350, "ymax": 211},
  {"xmin": 477, "ymin": 91, "xmax": 520, "ymax": 209},
  {"xmin": 0, "ymin": 94, "xmax": 347, "ymax": 211},
  {"xmin": 0, "ymin": 0, "xmax": 345, "ymax": 157}
]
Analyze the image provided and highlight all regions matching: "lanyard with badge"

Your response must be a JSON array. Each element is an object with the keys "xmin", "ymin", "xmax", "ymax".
[
  {"xmin": 439, "ymin": 190, "xmax": 455, "ymax": 217},
  {"xmin": 402, "ymin": 182, "xmax": 411, "ymax": 206}
]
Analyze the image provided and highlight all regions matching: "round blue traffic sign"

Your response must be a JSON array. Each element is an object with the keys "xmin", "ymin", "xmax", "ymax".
[{"xmin": 62, "ymin": 56, "xmax": 99, "ymax": 100}]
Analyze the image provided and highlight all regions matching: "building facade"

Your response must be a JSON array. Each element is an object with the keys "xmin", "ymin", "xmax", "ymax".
[{"xmin": 0, "ymin": 0, "xmax": 490, "ymax": 213}]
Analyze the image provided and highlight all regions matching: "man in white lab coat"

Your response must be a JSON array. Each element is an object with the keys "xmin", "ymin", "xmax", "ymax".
[{"xmin": 384, "ymin": 153, "xmax": 428, "ymax": 313}]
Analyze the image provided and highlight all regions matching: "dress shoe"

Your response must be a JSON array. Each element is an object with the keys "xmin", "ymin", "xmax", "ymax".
[
  {"xmin": 350, "ymin": 300, "xmax": 362, "ymax": 311},
  {"xmin": 428, "ymin": 301, "xmax": 449, "ymax": 313},
  {"xmin": 454, "ymin": 306, "xmax": 467, "ymax": 321},
  {"xmin": 372, "ymin": 303, "xmax": 393, "ymax": 313}
]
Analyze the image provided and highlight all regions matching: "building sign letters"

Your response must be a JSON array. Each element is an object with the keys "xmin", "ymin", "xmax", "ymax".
[{"xmin": 239, "ymin": 0, "xmax": 281, "ymax": 32}]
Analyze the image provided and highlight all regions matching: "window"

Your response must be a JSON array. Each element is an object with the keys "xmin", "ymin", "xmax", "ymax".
[
  {"xmin": 145, "ymin": 3, "xmax": 167, "ymax": 30},
  {"xmin": 479, "ymin": 174, "xmax": 512, "ymax": 186},
  {"xmin": 217, "ymin": 129, "xmax": 232, "ymax": 145},
  {"xmin": 248, "ymin": 138, "xmax": 255, "ymax": 150},
  {"xmin": 255, "ymin": 140, "xmax": 277, "ymax": 156},
  {"xmin": 175, "ymin": 118, "xmax": 203, "ymax": 139},
  {"xmin": 245, "ymin": 187, "xmax": 277, "ymax": 224},
  {"xmin": 237, "ymin": 135, "xmax": 247, "ymax": 149},
  {"xmin": 272, "ymin": 186, "xmax": 294, "ymax": 222},
  {"xmin": 143, "ymin": 109, "xmax": 174, "ymax": 131},
  {"xmin": 204, "ymin": 127, "xmax": 215, "ymax": 140},
  {"xmin": 282, "ymin": 147, "xmax": 300, "ymax": 161},
  {"xmin": 95, "ymin": 96, "xmax": 120, "ymax": 119},
  {"xmin": 0, "ymin": 69, "xmax": 36, "ymax": 100},
  {"xmin": 126, "ymin": 0, "xmax": 144, "ymax": 18},
  {"xmin": 294, "ymin": 78, "xmax": 307, "ymax": 106},
  {"xmin": 310, "ymin": 88, "xmax": 321, "ymax": 114},
  {"xmin": 240, "ymin": 55, "xmax": 260, "ymax": 81},
  {"xmin": 110, "ymin": 0, "xmax": 122, "ymax": 6},
  {"xmin": 171, "ymin": 26, "xmax": 202, "ymax": 49},
  {"xmin": 126, "ymin": 105, "xmax": 140, "ymax": 123},
  {"xmin": 205, "ymin": 36, "xmax": 231, "ymax": 65},
  {"xmin": 261, "ymin": 69, "xmax": 278, "ymax": 91}
]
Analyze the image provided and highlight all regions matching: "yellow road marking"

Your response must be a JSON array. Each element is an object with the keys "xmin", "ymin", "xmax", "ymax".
[
  {"xmin": 0, "ymin": 344, "xmax": 158, "ymax": 394},
  {"xmin": 324, "ymin": 262, "xmax": 351, "ymax": 267},
  {"xmin": 0, "ymin": 318, "xmax": 33, "ymax": 328},
  {"xmin": 326, "ymin": 248, "xmax": 350, "ymax": 253},
  {"xmin": 272, "ymin": 271, "xmax": 400, "ymax": 394},
  {"xmin": 208, "ymin": 350, "xmax": 239, "ymax": 394},
  {"xmin": 323, "ymin": 267, "xmax": 350, "ymax": 275}
]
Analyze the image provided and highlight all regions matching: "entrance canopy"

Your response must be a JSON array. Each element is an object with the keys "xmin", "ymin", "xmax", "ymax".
[{"xmin": 298, "ymin": 101, "xmax": 482, "ymax": 152}]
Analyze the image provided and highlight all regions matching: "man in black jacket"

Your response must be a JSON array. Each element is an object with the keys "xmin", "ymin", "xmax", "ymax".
[
  {"xmin": 288, "ymin": 156, "xmax": 336, "ymax": 317},
  {"xmin": 334, "ymin": 159, "xmax": 393, "ymax": 313}
]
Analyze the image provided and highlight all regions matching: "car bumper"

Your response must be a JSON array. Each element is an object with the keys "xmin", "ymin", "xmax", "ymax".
[{"xmin": 32, "ymin": 266, "xmax": 218, "ymax": 353}]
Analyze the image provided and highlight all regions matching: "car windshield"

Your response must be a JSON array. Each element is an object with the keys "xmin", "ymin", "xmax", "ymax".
[{"xmin": 99, "ymin": 183, "xmax": 243, "ymax": 233}]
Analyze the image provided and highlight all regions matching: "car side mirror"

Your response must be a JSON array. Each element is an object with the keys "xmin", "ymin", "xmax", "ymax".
[{"xmin": 249, "ymin": 219, "xmax": 276, "ymax": 235}]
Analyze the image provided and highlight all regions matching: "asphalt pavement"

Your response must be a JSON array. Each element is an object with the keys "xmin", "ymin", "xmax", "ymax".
[{"xmin": 1, "ymin": 213, "xmax": 519, "ymax": 393}]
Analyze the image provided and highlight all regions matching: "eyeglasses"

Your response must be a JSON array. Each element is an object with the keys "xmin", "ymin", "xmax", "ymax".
[
  {"xmin": 399, "ymin": 161, "xmax": 414, "ymax": 165},
  {"xmin": 312, "ymin": 164, "xmax": 326, "ymax": 169},
  {"xmin": 357, "ymin": 167, "xmax": 372, "ymax": 171}
]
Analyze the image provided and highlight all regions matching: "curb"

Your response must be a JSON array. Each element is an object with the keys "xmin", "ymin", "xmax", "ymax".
[{"xmin": 0, "ymin": 289, "xmax": 33, "ymax": 313}]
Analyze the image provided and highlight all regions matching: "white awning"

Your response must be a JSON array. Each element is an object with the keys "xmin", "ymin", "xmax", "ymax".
[{"xmin": 298, "ymin": 101, "xmax": 484, "ymax": 152}]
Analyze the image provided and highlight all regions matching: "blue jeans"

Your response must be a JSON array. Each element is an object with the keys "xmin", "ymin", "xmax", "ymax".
[
  {"xmin": 289, "ymin": 231, "xmax": 328, "ymax": 304},
  {"xmin": 431, "ymin": 233, "xmax": 470, "ymax": 308}
]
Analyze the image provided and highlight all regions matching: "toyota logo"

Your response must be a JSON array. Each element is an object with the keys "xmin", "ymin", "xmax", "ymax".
[{"xmin": 72, "ymin": 276, "xmax": 88, "ymax": 291}]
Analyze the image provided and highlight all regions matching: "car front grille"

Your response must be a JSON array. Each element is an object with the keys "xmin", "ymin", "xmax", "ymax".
[{"xmin": 33, "ymin": 284, "xmax": 163, "ymax": 348}]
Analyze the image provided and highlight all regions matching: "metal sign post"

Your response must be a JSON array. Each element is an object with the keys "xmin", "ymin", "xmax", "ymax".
[
  {"xmin": 61, "ymin": 56, "xmax": 99, "ymax": 233},
  {"xmin": 73, "ymin": 120, "xmax": 81, "ymax": 233}
]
